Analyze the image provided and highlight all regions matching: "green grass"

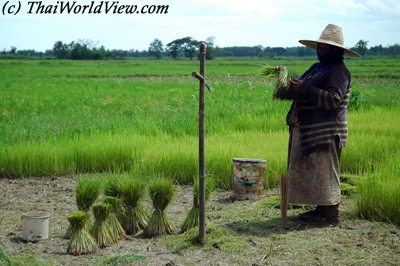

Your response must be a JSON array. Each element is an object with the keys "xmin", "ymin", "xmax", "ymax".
[
  {"xmin": 0, "ymin": 247, "xmax": 11, "ymax": 266},
  {"xmin": 103, "ymin": 252, "xmax": 145, "ymax": 266},
  {"xmin": 0, "ymin": 57, "xmax": 400, "ymax": 224},
  {"xmin": 356, "ymin": 152, "xmax": 400, "ymax": 225}
]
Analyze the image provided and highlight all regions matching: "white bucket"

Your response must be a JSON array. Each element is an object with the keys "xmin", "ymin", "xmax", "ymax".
[{"xmin": 21, "ymin": 212, "xmax": 50, "ymax": 242}]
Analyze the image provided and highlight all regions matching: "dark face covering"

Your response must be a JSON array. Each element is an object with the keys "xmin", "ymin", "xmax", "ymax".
[{"xmin": 317, "ymin": 45, "xmax": 344, "ymax": 66}]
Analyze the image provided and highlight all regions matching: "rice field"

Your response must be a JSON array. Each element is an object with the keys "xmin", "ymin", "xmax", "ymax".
[{"xmin": 1, "ymin": 58, "xmax": 400, "ymax": 224}]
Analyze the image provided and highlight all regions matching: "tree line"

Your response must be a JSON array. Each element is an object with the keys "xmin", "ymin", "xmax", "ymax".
[{"xmin": 1, "ymin": 38, "xmax": 399, "ymax": 59}]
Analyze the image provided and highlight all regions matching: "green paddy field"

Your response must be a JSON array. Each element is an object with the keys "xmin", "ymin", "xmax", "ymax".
[{"xmin": 1, "ymin": 57, "xmax": 399, "ymax": 224}]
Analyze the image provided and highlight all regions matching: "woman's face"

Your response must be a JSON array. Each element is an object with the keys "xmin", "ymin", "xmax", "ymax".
[{"xmin": 317, "ymin": 43, "xmax": 332, "ymax": 55}]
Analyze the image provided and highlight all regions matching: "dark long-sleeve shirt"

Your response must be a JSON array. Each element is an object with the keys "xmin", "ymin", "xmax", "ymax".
[{"xmin": 287, "ymin": 62, "xmax": 351, "ymax": 155}]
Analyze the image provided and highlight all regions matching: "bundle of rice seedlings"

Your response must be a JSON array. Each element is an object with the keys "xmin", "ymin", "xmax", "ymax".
[
  {"xmin": 120, "ymin": 178, "xmax": 149, "ymax": 235},
  {"xmin": 67, "ymin": 211, "xmax": 97, "ymax": 255},
  {"xmin": 144, "ymin": 178, "xmax": 175, "ymax": 237},
  {"xmin": 104, "ymin": 196, "xmax": 126, "ymax": 241},
  {"xmin": 76, "ymin": 177, "xmax": 102, "ymax": 212},
  {"xmin": 261, "ymin": 65, "xmax": 297, "ymax": 100},
  {"xmin": 104, "ymin": 176, "xmax": 123, "ymax": 198},
  {"xmin": 91, "ymin": 203, "xmax": 115, "ymax": 248},
  {"xmin": 181, "ymin": 178, "xmax": 215, "ymax": 232},
  {"xmin": 64, "ymin": 177, "xmax": 101, "ymax": 239}
]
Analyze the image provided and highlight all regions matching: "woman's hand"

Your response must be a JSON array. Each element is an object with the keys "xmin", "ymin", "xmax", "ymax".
[{"xmin": 290, "ymin": 79, "xmax": 303, "ymax": 91}]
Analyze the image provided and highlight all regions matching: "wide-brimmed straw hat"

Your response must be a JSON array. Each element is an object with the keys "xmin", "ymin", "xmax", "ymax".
[{"xmin": 299, "ymin": 24, "xmax": 360, "ymax": 57}]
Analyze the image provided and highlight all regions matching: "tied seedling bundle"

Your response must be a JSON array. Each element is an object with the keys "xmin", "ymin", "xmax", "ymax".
[
  {"xmin": 144, "ymin": 178, "xmax": 175, "ymax": 237},
  {"xmin": 64, "ymin": 177, "xmax": 101, "ymax": 239},
  {"xmin": 181, "ymin": 178, "xmax": 215, "ymax": 232},
  {"xmin": 104, "ymin": 196, "xmax": 125, "ymax": 241},
  {"xmin": 104, "ymin": 175, "xmax": 123, "ymax": 199},
  {"xmin": 91, "ymin": 203, "xmax": 115, "ymax": 248},
  {"xmin": 261, "ymin": 65, "xmax": 297, "ymax": 100},
  {"xmin": 120, "ymin": 178, "xmax": 149, "ymax": 235},
  {"xmin": 67, "ymin": 211, "xmax": 97, "ymax": 255}
]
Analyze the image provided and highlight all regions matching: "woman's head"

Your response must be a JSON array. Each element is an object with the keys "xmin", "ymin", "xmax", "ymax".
[{"xmin": 317, "ymin": 43, "xmax": 344, "ymax": 65}]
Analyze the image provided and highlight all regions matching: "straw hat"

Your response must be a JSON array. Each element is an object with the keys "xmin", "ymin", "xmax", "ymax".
[{"xmin": 299, "ymin": 24, "xmax": 360, "ymax": 57}]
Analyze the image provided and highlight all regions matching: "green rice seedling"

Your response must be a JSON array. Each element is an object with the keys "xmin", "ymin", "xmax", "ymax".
[
  {"xmin": 260, "ymin": 65, "xmax": 279, "ymax": 76},
  {"xmin": 65, "ymin": 177, "xmax": 101, "ymax": 239},
  {"xmin": 76, "ymin": 177, "xmax": 101, "ymax": 212},
  {"xmin": 144, "ymin": 178, "xmax": 175, "ymax": 237},
  {"xmin": 67, "ymin": 211, "xmax": 97, "ymax": 255},
  {"xmin": 181, "ymin": 178, "xmax": 215, "ymax": 232},
  {"xmin": 104, "ymin": 175, "xmax": 124, "ymax": 198},
  {"xmin": 260, "ymin": 65, "xmax": 297, "ymax": 100},
  {"xmin": 91, "ymin": 203, "xmax": 115, "ymax": 248},
  {"xmin": 356, "ymin": 153, "xmax": 400, "ymax": 225},
  {"xmin": 104, "ymin": 196, "xmax": 126, "ymax": 241},
  {"xmin": 120, "ymin": 178, "xmax": 149, "ymax": 235}
]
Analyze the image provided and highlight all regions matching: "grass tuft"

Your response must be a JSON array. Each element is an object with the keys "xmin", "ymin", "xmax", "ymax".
[{"xmin": 103, "ymin": 252, "xmax": 145, "ymax": 266}]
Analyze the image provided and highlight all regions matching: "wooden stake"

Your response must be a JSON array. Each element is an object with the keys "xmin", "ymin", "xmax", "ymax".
[{"xmin": 198, "ymin": 42, "xmax": 206, "ymax": 245}]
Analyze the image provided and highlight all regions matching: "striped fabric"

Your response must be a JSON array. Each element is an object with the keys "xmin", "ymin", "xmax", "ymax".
[{"xmin": 288, "ymin": 62, "xmax": 351, "ymax": 155}]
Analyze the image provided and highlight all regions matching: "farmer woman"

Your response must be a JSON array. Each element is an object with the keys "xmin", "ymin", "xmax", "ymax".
[{"xmin": 280, "ymin": 24, "xmax": 359, "ymax": 226}]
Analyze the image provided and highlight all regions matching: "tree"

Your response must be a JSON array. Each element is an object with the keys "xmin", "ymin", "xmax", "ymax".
[
  {"xmin": 166, "ymin": 39, "xmax": 181, "ymax": 59},
  {"xmin": 53, "ymin": 41, "xmax": 69, "ymax": 59},
  {"xmin": 355, "ymin": 40, "xmax": 368, "ymax": 58},
  {"xmin": 148, "ymin": 39, "xmax": 164, "ymax": 59},
  {"xmin": 166, "ymin": 37, "xmax": 199, "ymax": 60},
  {"xmin": 181, "ymin": 37, "xmax": 198, "ymax": 60},
  {"xmin": 9, "ymin": 46, "xmax": 17, "ymax": 54},
  {"xmin": 205, "ymin": 36, "xmax": 216, "ymax": 60}
]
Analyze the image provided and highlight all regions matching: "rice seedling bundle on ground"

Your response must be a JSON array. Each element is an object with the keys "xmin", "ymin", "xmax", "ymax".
[
  {"xmin": 67, "ymin": 211, "xmax": 97, "ymax": 256},
  {"xmin": 144, "ymin": 178, "xmax": 175, "ymax": 237},
  {"xmin": 261, "ymin": 65, "xmax": 297, "ymax": 100},
  {"xmin": 104, "ymin": 176, "xmax": 124, "ymax": 199},
  {"xmin": 91, "ymin": 203, "xmax": 115, "ymax": 248},
  {"xmin": 76, "ymin": 178, "xmax": 102, "ymax": 212},
  {"xmin": 120, "ymin": 178, "xmax": 149, "ymax": 235},
  {"xmin": 181, "ymin": 178, "xmax": 215, "ymax": 232},
  {"xmin": 104, "ymin": 196, "xmax": 126, "ymax": 241},
  {"xmin": 64, "ymin": 177, "xmax": 101, "ymax": 239}
]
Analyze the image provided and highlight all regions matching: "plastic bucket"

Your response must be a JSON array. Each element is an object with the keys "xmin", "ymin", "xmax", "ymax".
[
  {"xmin": 232, "ymin": 158, "xmax": 266, "ymax": 200},
  {"xmin": 21, "ymin": 212, "xmax": 50, "ymax": 242}
]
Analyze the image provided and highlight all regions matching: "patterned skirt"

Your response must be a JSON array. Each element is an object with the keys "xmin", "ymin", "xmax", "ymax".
[{"xmin": 287, "ymin": 127, "xmax": 341, "ymax": 205}]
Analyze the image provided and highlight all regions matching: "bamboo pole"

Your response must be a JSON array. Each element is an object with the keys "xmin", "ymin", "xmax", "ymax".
[{"xmin": 198, "ymin": 42, "xmax": 206, "ymax": 245}]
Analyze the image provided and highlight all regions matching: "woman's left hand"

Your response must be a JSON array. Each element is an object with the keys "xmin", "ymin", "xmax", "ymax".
[{"xmin": 290, "ymin": 79, "xmax": 303, "ymax": 91}]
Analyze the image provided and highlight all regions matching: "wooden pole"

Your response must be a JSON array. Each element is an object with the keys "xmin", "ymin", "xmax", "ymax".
[{"xmin": 198, "ymin": 42, "xmax": 206, "ymax": 245}]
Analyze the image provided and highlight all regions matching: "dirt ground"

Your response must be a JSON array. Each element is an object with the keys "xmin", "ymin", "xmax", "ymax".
[{"xmin": 1, "ymin": 175, "xmax": 399, "ymax": 266}]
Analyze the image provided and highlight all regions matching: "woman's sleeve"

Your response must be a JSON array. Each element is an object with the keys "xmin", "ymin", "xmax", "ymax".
[{"xmin": 297, "ymin": 67, "xmax": 349, "ymax": 110}]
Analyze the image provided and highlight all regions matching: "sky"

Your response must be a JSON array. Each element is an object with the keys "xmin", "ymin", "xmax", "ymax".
[{"xmin": 0, "ymin": 0, "xmax": 399, "ymax": 52}]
